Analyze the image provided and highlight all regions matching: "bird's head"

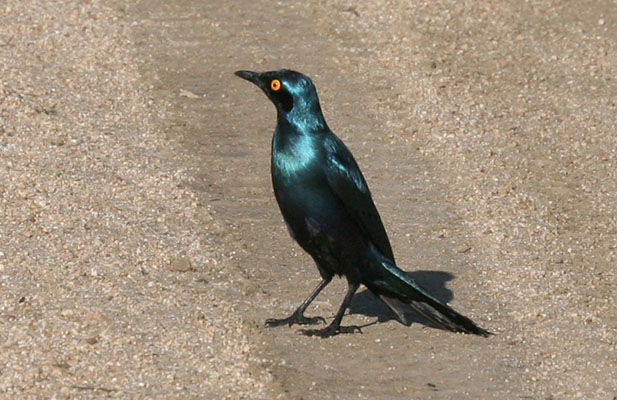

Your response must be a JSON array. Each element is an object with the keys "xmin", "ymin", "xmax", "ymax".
[{"xmin": 235, "ymin": 69, "xmax": 327, "ymax": 131}]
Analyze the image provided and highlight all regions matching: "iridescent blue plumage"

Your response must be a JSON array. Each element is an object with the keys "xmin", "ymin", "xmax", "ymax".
[{"xmin": 235, "ymin": 69, "xmax": 490, "ymax": 337}]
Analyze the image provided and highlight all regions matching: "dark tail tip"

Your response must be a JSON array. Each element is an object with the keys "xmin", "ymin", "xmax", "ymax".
[
  {"xmin": 406, "ymin": 298, "xmax": 493, "ymax": 338},
  {"xmin": 442, "ymin": 311, "xmax": 493, "ymax": 337},
  {"xmin": 464, "ymin": 325, "xmax": 493, "ymax": 337}
]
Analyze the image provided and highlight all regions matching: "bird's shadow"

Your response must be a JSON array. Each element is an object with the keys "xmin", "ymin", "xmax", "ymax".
[{"xmin": 348, "ymin": 270, "xmax": 455, "ymax": 328}]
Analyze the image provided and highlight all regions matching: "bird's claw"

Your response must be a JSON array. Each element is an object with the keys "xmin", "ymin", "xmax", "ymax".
[
  {"xmin": 298, "ymin": 324, "xmax": 362, "ymax": 338},
  {"xmin": 265, "ymin": 313, "xmax": 325, "ymax": 328}
]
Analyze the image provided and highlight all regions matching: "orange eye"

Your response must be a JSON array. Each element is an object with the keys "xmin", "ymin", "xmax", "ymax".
[{"xmin": 270, "ymin": 79, "xmax": 281, "ymax": 91}]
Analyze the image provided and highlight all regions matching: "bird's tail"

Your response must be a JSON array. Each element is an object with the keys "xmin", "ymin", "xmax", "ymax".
[{"xmin": 365, "ymin": 246, "xmax": 491, "ymax": 337}]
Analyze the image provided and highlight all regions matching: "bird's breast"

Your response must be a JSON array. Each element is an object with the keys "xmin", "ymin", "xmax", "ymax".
[{"xmin": 271, "ymin": 133, "xmax": 319, "ymax": 178}]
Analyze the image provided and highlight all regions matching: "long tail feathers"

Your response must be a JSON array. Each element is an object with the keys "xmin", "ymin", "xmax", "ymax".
[{"xmin": 367, "ymin": 249, "xmax": 492, "ymax": 337}]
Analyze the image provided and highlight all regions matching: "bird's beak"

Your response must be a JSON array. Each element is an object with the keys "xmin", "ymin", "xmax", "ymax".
[{"xmin": 234, "ymin": 70, "xmax": 261, "ymax": 85}]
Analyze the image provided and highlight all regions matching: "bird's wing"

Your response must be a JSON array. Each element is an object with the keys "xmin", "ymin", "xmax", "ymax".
[{"xmin": 324, "ymin": 135, "xmax": 395, "ymax": 261}]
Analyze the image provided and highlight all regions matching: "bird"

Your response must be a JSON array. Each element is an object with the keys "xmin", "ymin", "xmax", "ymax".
[{"xmin": 235, "ymin": 69, "xmax": 491, "ymax": 338}]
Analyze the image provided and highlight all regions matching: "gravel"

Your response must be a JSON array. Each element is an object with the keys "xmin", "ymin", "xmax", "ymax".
[
  {"xmin": 2, "ymin": 0, "xmax": 616, "ymax": 398},
  {"xmin": 331, "ymin": 0, "xmax": 617, "ymax": 397},
  {"xmin": 0, "ymin": 1, "xmax": 270, "ymax": 398}
]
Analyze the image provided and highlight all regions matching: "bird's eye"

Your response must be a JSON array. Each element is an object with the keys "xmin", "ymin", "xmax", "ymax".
[{"xmin": 270, "ymin": 79, "xmax": 281, "ymax": 91}]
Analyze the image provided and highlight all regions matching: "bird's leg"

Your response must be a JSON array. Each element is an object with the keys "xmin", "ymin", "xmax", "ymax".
[
  {"xmin": 265, "ymin": 276, "xmax": 332, "ymax": 327},
  {"xmin": 300, "ymin": 282, "xmax": 362, "ymax": 338}
]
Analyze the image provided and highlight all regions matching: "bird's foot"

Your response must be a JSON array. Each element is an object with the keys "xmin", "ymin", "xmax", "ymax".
[
  {"xmin": 265, "ymin": 312, "xmax": 325, "ymax": 328},
  {"xmin": 299, "ymin": 324, "xmax": 362, "ymax": 338}
]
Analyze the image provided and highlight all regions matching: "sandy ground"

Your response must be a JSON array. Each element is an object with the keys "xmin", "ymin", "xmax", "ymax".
[
  {"xmin": 0, "ymin": 1, "xmax": 272, "ymax": 398},
  {"xmin": 1, "ymin": 0, "xmax": 616, "ymax": 399}
]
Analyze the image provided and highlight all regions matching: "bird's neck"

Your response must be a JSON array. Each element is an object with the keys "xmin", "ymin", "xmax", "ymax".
[
  {"xmin": 273, "ymin": 117, "xmax": 313, "ymax": 149},
  {"xmin": 277, "ymin": 107, "xmax": 328, "ymax": 136},
  {"xmin": 272, "ymin": 117, "xmax": 322, "ymax": 178}
]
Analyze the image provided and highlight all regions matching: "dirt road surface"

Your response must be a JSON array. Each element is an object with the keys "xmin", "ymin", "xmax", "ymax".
[{"xmin": 1, "ymin": 0, "xmax": 616, "ymax": 398}]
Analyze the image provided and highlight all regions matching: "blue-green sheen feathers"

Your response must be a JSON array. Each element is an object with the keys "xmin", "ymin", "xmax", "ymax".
[{"xmin": 235, "ymin": 68, "xmax": 490, "ymax": 337}]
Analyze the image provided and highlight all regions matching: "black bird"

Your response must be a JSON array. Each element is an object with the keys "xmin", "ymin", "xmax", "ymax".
[{"xmin": 235, "ymin": 69, "xmax": 490, "ymax": 338}]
